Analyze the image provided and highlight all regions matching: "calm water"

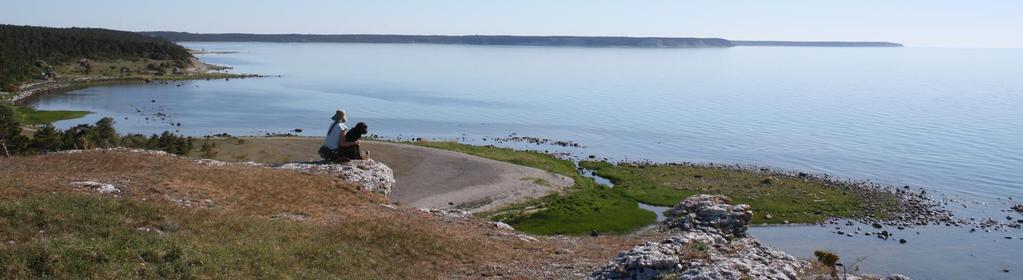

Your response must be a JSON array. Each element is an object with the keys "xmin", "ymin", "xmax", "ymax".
[{"xmin": 31, "ymin": 43, "xmax": 1023, "ymax": 278}]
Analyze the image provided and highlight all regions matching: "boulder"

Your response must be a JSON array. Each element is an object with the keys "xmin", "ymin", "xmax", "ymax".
[
  {"xmin": 69, "ymin": 181, "xmax": 120, "ymax": 194},
  {"xmin": 663, "ymin": 194, "xmax": 752, "ymax": 238},
  {"xmin": 417, "ymin": 208, "xmax": 473, "ymax": 219},
  {"xmin": 277, "ymin": 160, "xmax": 395, "ymax": 195},
  {"xmin": 588, "ymin": 230, "xmax": 807, "ymax": 280}
]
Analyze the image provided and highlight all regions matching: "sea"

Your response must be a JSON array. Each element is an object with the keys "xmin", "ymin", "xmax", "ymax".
[{"xmin": 29, "ymin": 42, "xmax": 1023, "ymax": 279}]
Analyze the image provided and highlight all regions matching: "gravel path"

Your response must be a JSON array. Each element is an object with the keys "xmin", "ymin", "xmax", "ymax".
[
  {"xmin": 364, "ymin": 141, "xmax": 573, "ymax": 212},
  {"xmin": 195, "ymin": 137, "xmax": 573, "ymax": 212}
]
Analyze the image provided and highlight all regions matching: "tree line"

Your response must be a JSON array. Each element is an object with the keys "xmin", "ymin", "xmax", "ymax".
[
  {"xmin": 0, "ymin": 25, "xmax": 192, "ymax": 92},
  {"xmin": 1, "ymin": 102, "xmax": 193, "ymax": 157}
]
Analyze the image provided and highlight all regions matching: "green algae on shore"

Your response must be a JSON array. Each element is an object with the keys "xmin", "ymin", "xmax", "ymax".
[
  {"xmin": 13, "ymin": 105, "xmax": 91, "ymax": 125},
  {"xmin": 414, "ymin": 141, "xmax": 900, "ymax": 234},
  {"xmin": 578, "ymin": 161, "xmax": 898, "ymax": 224}
]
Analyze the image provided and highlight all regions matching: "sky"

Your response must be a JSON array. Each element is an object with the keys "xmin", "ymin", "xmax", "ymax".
[{"xmin": 2, "ymin": 0, "xmax": 1021, "ymax": 48}]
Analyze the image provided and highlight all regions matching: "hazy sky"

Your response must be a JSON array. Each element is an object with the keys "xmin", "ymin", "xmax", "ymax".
[{"xmin": 2, "ymin": 0, "xmax": 1021, "ymax": 48}]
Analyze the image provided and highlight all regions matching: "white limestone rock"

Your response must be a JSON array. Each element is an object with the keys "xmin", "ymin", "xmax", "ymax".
[
  {"xmin": 276, "ymin": 160, "xmax": 395, "ymax": 195},
  {"xmin": 69, "ymin": 181, "xmax": 120, "ymax": 194}
]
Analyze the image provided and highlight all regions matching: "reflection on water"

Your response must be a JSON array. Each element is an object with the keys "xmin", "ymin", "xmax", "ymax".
[{"xmin": 751, "ymin": 219, "xmax": 1023, "ymax": 280}]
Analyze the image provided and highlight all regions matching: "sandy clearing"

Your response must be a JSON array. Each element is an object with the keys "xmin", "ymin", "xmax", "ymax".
[
  {"xmin": 366, "ymin": 141, "xmax": 573, "ymax": 212},
  {"xmin": 196, "ymin": 138, "xmax": 573, "ymax": 212}
]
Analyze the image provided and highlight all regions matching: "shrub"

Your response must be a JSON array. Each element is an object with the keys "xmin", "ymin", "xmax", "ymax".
[
  {"xmin": 814, "ymin": 250, "xmax": 839, "ymax": 268},
  {"xmin": 0, "ymin": 108, "xmax": 193, "ymax": 156}
]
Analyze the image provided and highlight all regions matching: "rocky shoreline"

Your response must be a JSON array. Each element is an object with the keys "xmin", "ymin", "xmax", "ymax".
[{"xmin": 587, "ymin": 195, "xmax": 911, "ymax": 280}]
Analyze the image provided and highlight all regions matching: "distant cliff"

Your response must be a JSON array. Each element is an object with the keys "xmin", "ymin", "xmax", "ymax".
[
  {"xmin": 142, "ymin": 32, "xmax": 905, "ymax": 49},
  {"xmin": 141, "ymin": 32, "xmax": 734, "ymax": 48},
  {"xmin": 732, "ymin": 40, "xmax": 903, "ymax": 47}
]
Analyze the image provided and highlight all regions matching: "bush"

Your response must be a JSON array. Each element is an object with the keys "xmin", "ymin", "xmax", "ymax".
[
  {"xmin": 1, "ymin": 102, "xmax": 30, "ymax": 155},
  {"xmin": 814, "ymin": 250, "xmax": 839, "ymax": 268},
  {"xmin": 1, "ymin": 109, "xmax": 192, "ymax": 156},
  {"xmin": 29, "ymin": 125, "xmax": 63, "ymax": 152}
]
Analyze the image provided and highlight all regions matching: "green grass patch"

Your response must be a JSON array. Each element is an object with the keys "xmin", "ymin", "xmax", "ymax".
[
  {"xmin": 580, "ymin": 161, "xmax": 888, "ymax": 224},
  {"xmin": 14, "ymin": 106, "xmax": 90, "ymax": 125},
  {"xmin": 413, "ymin": 141, "xmax": 655, "ymax": 235},
  {"xmin": 414, "ymin": 141, "xmax": 894, "ymax": 232}
]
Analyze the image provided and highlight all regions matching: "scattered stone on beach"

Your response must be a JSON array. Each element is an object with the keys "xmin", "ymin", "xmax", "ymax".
[
  {"xmin": 489, "ymin": 134, "xmax": 585, "ymax": 148},
  {"xmin": 1012, "ymin": 204, "xmax": 1023, "ymax": 213}
]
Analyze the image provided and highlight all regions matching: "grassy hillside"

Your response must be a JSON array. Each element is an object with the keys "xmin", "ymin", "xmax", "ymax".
[{"xmin": 0, "ymin": 150, "xmax": 641, "ymax": 278}]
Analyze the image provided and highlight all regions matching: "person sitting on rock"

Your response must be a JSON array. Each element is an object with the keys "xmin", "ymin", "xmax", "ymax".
[
  {"xmin": 319, "ymin": 109, "xmax": 360, "ymax": 163},
  {"xmin": 340, "ymin": 122, "xmax": 369, "ymax": 160}
]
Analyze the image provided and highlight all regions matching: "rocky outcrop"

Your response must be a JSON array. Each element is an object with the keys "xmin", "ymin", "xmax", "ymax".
[
  {"xmin": 417, "ymin": 208, "xmax": 473, "ymax": 219},
  {"xmin": 68, "ymin": 181, "xmax": 121, "ymax": 194},
  {"xmin": 57, "ymin": 149, "xmax": 396, "ymax": 196},
  {"xmin": 663, "ymin": 195, "xmax": 751, "ymax": 238},
  {"xmin": 589, "ymin": 230, "xmax": 809, "ymax": 280},
  {"xmin": 277, "ymin": 160, "xmax": 395, "ymax": 195},
  {"xmin": 588, "ymin": 195, "xmax": 911, "ymax": 280}
]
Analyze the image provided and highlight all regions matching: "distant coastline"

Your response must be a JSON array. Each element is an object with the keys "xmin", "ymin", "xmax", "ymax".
[
  {"xmin": 732, "ymin": 40, "xmax": 903, "ymax": 47},
  {"xmin": 141, "ymin": 32, "xmax": 903, "ymax": 48}
]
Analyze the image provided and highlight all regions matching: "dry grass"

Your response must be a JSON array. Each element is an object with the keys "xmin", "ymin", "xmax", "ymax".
[
  {"xmin": 0, "ymin": 150, "xmax": 650, "ymax": 279},
  {"xmin": 188, "ymin": 137, "xmax": 322, "ymax": 164}
]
